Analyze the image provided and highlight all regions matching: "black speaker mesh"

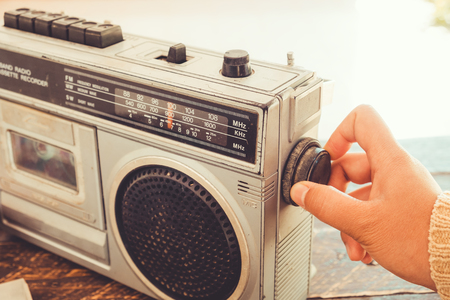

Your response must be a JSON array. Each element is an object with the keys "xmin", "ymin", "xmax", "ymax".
[{"xmin": 116, "ymin": 166, "xmax": 242, "ymax": 300}]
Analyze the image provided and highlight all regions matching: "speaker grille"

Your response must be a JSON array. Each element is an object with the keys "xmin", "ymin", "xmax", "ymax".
[{"xmin": 116, "ymin": 166, "xmax": 241, "ymax": 300}]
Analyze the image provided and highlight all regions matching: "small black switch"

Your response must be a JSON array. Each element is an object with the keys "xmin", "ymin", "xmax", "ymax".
[
  {"xmin": 4, "ymin": 8, "xmax": 30, "ymax": 29},
  {"xmin": 52, "ymin": 17, "xmax": 85, "ymax": 40},
  {"xmin": 18, "ymin": 10, "xmax": 46, "ymax": 32},
  {"xmin": 85, "ymin": 24, "xmax": 123, "ymax": 48},
  {"xmin": 35, "ymin": 13, "xmax": 67, "ymax": 36},
  {"xmin": 69, "ymin": 21, "xmax": 99, "ymax": 44},
  {"xmin": 167, "ymin": 43, "xmax": 187, "ymax": 64}
]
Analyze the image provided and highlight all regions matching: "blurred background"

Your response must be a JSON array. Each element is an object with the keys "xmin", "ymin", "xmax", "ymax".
[
  {"xmin": 1, "ymin": 2, "xmax": 449, "ymax": 297},
  {"xmin": 1, "ymin": 0, "xmax": 449, "ymax": 141}
]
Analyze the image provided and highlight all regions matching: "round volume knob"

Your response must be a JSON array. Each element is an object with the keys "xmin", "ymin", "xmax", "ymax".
[
  {"xmin": 282, "ymin": 138, "xmax": 331, "ymax": 206},
  {"xmin": 221, "ymin": 49, "xmax": 252, "ymax": 78}
]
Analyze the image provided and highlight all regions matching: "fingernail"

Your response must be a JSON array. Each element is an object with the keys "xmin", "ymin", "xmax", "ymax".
[{"xmin": 290, "ymin": 182, "xmax": 309, "ymax": 208}]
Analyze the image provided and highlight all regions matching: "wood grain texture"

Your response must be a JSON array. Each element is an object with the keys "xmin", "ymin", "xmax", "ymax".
[{"xmin": 0, "ymin": 237, "xmax": 154, "ymax": 300}]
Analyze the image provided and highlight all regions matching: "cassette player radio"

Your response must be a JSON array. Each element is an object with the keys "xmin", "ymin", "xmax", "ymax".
[{"xmin": 0, "ymin": 8, "xmax": 332, "ymax": 300}]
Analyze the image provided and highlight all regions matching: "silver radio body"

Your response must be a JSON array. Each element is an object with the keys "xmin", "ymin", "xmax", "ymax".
[{"xmin": 0, "ymin": 10, "xmax": 331, "ymax": 300}]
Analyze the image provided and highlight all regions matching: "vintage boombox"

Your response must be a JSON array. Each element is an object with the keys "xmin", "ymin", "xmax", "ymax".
[{"xmin": 0, "ymin": 8, "xmax": 332, "ymax": 300}]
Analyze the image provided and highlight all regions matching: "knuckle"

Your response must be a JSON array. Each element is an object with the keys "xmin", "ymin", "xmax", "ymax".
[
  {"xmin": 351, "ymin": 203, "xmax": 381, "ymax": 245},
  {"xmin": 304, "ymin": 184, "xmax": 337, "ymax": 219},
  {"xmin": 304, "ymin": 184, "xmax": 325, "ymax": 212}
]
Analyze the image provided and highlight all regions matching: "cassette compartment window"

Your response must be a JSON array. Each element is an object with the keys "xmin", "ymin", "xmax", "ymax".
[{"xmin": 10, "ymin": 132, "xmax": 77, "ymax": 191}]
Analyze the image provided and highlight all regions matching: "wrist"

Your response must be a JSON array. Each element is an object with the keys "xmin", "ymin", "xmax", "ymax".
[{"xmin": 428, "ymin": 192, "xmax": 450, "ymax": 294}]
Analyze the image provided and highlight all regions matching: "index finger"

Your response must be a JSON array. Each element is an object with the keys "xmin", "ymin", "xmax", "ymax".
[
  {"xmin": 324, "ymin": 105, "xmax": 400, "ymax": 165},
  {"xmin": 328, "ymin": 152, "xmax": 371, "ymax": 192}
]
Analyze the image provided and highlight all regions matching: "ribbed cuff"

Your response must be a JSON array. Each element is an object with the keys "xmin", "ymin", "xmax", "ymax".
[{"xmin": 429, "ymin": 191, "xmax": 450, "ymax": 299}]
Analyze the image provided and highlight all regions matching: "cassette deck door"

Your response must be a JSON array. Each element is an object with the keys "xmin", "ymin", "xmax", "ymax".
[{"xmin": 0, "ymin": 99, "xmax": 105, "ymax": 231}]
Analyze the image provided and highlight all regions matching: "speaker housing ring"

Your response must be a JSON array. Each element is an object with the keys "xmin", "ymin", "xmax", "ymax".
[{"xmin": 108, "ymin": 156, "xmax": 250, "ymax": 300}]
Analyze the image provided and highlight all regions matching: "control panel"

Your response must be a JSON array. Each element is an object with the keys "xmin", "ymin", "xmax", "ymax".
[{"xmin": 4, "ymin": 8, "xmax": 123, "ymax": 48}]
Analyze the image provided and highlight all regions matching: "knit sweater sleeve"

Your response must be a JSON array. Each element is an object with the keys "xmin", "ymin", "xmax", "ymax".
[{"xmin": 429, "ymin": 191, "xmax": 450, "ymax": 299}]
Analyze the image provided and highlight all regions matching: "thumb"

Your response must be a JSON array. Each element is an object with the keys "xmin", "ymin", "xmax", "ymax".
[{"xmin": 290, "ymin": 181, "xmax": 366, "ymax": 235}]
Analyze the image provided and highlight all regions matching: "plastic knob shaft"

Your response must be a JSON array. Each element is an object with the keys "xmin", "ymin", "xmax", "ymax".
[
  {"xmin": 167, "ymin": 43, "xmax": 187, "ymax": 64},
  {"xmin": 221, "ymin": 49, "xmax": 252, "ymax": 78}
]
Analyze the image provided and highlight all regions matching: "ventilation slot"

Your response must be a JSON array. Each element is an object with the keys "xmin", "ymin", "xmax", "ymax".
[
  {"xmin": 237, "ymin": 180, "xmax": 275, "ymax": 202},
  {"xmin": 275, "ymin": 215, "xmax": 313, "ymax": 300}
]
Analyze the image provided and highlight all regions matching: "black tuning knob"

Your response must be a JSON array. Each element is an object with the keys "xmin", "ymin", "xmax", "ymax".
[
  {"xmin": 282, "ymin": 138, "xmax": 331, "ymax": 206},
  {"xmin": 221, "ymin": 49, "xmax": 252, "ymax": 78}
]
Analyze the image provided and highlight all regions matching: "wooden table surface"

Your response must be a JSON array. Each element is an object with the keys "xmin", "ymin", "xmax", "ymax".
[{"xmin": 0, "ymin": 136, "xmax": 449, "ymax": 299}]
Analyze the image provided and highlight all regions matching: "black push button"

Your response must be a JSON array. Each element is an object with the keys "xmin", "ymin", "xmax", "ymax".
[
  {"xmin": 68, "ymin": 21, "xmax": 98, "ymax": 44},
  {"xmin": 35, "ymin": 13, "xmax": 67, "ymax": 36},
  {"xmin": 4, "ymin": 8, "xmax": 30, "ymax": 29},
  {"xmin": 4, "ymin": 8, "xmax": 123, "ymax": 48},
  {"xmin": 18, "ymin": 10, "xmax": 46, "ymax": 32},
  {"xmin": 167, "ymin": 43, "xmax": 187, "ymax": 64},
  {"xmin": 85, "ymin": 24, "xmax": 123, "ymax": 48},
  {"xmin": 52, "ymin": 17, "xmax": 85, "ymax": 40}
]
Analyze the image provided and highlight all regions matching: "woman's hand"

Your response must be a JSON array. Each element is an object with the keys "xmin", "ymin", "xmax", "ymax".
[{"xmin": 290, "ymin": 105, "xmax": 442, "ymax": 290}]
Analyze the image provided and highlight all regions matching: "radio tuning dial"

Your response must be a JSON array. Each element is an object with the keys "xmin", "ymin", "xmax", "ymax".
[
  {"xmin": 221, "ymin": 49, "xmax": 252, "ymax": 78},
  {"xmin": 282, "ymin": 138, "xmax": 331, "ymax": 206}
]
